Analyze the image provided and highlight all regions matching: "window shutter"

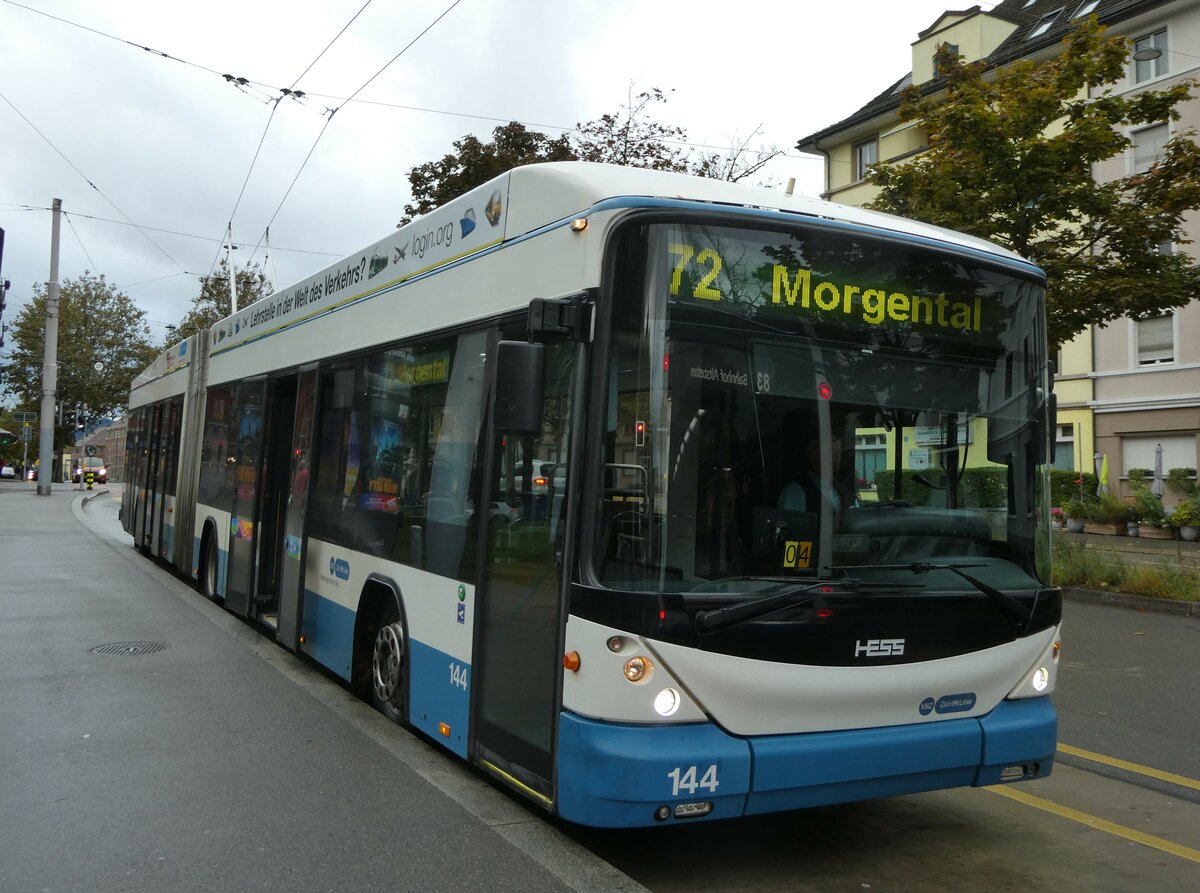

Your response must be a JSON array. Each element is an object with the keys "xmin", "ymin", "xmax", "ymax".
[{"xmin": 1136, "ymin": 315, "xmax": 1174, "ymax": 364}]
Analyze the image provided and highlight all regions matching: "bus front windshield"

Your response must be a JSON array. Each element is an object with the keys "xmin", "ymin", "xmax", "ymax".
[{"xmin": 594, "ymin": 221, "xmax": 1051, "ymax": 594}]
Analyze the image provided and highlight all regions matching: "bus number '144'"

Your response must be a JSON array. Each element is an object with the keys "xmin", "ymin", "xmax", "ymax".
[
  {"xmin": 449, "ymin": 662, "xmax": 468, "ymax": 691},
  {"xmin": 667, "ymin": 764, "xmax": 719, "ymax": 797}
]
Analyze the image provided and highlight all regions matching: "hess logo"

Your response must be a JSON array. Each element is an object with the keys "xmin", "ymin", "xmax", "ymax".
[{"xmin": 854, "ymin": 638, "xmax": 905, "ymax": 658}]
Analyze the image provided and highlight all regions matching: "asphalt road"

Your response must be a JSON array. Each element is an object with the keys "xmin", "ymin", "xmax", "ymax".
[{"xmin": 1056, "ymin": 597, "xmax": 1200, "ymax": 781}]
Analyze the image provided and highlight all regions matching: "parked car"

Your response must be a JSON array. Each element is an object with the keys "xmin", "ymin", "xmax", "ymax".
[{"xmin": 0, "ymin": 466, "xmax": 16, "ymax": 479}]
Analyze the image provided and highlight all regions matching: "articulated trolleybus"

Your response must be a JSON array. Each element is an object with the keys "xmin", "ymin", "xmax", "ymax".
[{"xmin": 124, "ymin": 162, "xmax": 1060, "ymax": 827}]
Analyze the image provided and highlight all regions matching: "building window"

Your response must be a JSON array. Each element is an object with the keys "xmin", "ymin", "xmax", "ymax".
[
  {"xmin": 933, "ymin": 43, "xmax": 959, "ymax": 77},
  {"xmin": 1133, "ymin": 29, "xmax": 1168, "ymax": 83},
  {"xmin": 854, "ymin": 138, "xmax": 878, "ymax": 181},
  {"xmin": 1074, "ymin": 1, "xmax": 1100, "ymax": 18},
  {"xmin": 1029, "ymin": 8, "xmax": 1064, "ymax": 39},
  {"xmin": 1122, "ymin": 434, "xmax": 1196, "ymax": 477},
  {"xmin": 1131, "ymin": 123, "xmax": 1169, "ymax": 174},
  {"xmin": 1135, "ymin": 313, "xmax": 1174, "ymax": 365},
  {"xmin": 1053, "ymin": 424, "xmax": 1075, "ymax": 472}
]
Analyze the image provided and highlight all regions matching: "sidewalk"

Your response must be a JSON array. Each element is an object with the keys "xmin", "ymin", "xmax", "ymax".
[
  {"xmin": 0, "ymin": 483, "xmax": 638, "ymax": 893},
  {"xmin": 1054, "ymin": 528, "xmax": 1200, "ymax": 569}
]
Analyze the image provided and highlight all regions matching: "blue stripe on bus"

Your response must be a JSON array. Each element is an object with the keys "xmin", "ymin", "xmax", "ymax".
[
  {"xmin": 300, "ymin": 590, "xmax": 355, "ymax": 681},
  {"xmin": 556, "ymin": 697, "xmax": 1056, "ymax": 827},
  {"xmin": 407, "ymin": 638, "xmax": 470, "ymax": 759}
]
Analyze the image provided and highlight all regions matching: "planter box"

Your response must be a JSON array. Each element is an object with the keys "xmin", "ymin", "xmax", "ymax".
[
  {"xmin": 1139, "ymin": 525, "xmax": 1176, "ymax": 540},
  {"xmin": 1084, "ymin": 522, "xmax": 1126, "ymax": 536}
]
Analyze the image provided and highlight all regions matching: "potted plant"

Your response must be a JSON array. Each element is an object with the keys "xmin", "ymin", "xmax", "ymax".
[
  {"xmin": 1170, "ymin": 498, "xmax": 1200, "ymax": 542},
  {"xmin": 1130, "ymin": 483, "xmax": 1173, "ymax": 539},
  {"xmin": 1050, "ymin": 507, "xmax": 1066, "ymax": 530},
  {"xmin": 1085, "ymin": 492, "xmax": 1132, "ymax": 535},
  {"xmin": 1064, "ymin": 498, "xmax": 1089, "ymax": 533}
]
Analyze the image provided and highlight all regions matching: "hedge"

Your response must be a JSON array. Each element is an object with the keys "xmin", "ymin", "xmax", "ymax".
[
  {"xmin": 874, "ymin": 467, "xmax": 1008, "ymax": 508},
  {"xmin": 1050, "ymin": 469, "xmax": 1097, "ymax": 508}
]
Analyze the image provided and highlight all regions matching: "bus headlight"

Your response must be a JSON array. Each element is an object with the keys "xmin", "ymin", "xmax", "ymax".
[
  {"xmin": 1008, "ymin": 632, "xmax": 1061, "ymax": 699},
  {"xmin": 1031, "ymin": 667, "xmax": 1050, "ymax": 692},
  {"xmin": 653, "ymin": 687, "xmax": 681, "ymax": 716}
]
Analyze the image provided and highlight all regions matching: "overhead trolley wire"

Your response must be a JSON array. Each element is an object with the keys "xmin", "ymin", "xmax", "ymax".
[
  {"xmin": 207, "ymin": 1, "xmax": 377, "ymax": 281},
  {"xmin": 244, "ymin": 0, "xmax": 465, "ymax": 267},
  {"xmin": 0, "ymin": 88, "xmax": 193, "ymax": 278}
]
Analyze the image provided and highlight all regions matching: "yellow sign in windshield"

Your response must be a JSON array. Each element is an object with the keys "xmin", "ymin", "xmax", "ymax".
[{"xmin": 667, "ymin": 240, "xmax": 986, "ymax": 335}]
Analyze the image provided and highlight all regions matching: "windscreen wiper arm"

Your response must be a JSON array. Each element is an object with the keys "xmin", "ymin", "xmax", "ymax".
[
  {"xmin": 694, "ymin": 578, "xmax": 919, "ymax": 635},
  {"xmin": 838, "ymin": 561, "xmax": 1033, "ymax": 625}
]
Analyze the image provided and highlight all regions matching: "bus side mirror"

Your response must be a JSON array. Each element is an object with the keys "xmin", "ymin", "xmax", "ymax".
[{"xmin": 494, "ymin": 341, "xmax": 545, "ymax": 435}]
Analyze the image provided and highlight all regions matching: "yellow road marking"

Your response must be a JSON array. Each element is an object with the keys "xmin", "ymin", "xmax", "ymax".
[
  {"xmin": 988, "ymin": 786, "xmax": 1200, "ymax": 864},
  {"xmin": 1058, "ymin": 743, "xmax": 1200, "ymax": 792}
]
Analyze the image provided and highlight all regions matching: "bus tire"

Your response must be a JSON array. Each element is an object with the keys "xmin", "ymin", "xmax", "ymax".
[
  {"xmin": 370, "ymin": 602, "xmax": 407, "ymax": 724},
  {"xmin": 201, "ymin": 529, "xmax": 220, "ymax": 602}
]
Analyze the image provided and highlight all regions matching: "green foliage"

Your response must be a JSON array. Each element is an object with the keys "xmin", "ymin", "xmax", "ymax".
[
  {"xmin": 173, "ymin": 259, "xmax": 271, "ymax": 342},
  {"xmin": 400, "ymin": 88, "xmax": 781, "ymax": 226},
  {"xmin": 1089, "ymin": 492, "xmax": 1134, "ymax": 524},
  {"xmin": 1166, "ymin": 467, "xmax": 1198, "ymax": 497},
  {"xmin": 873, "ymin": 467, "xmax": 1006, "ymax": 508},
  {"xmin": 1127, "ymin": 467, "xmax": 1149, "ymax": 483},
  {"xmin": 1052, "ymin": 538, "xmax": 1200, "ymax": 601},
  {"xmin": 1050, "ymin": 469, "xmax": 1097, "ymax": 507},
  {"xmin": 1131, "ymin": 487, "xmax": 1168, "ymax": 527},
  {"xmin": 867, "ymin": 18, "xmax": 1200, "ymax": 348},
  {"xmin": 1065, "ymin": 496, "xmax": 1091, "ymax": 520},
  {"xmin": 402, "ymin": 122, "xmax": 575, "ymax": 225},
  {"xmin": 5, "ymin": 273, "xmax": 157, "ymax": 452},
  {"xmin": 1170, "ymin": 497, "xmax": 1200, "ymax": 528}
]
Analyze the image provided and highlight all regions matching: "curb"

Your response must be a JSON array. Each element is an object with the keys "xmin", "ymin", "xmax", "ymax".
[
  {"xmin": 80, "ymin": 486, "xmax": 111, "ymax": 506},
  {"xmin": 1061, "ymin": 586, "xmax": 1200, "ymax": 617}
]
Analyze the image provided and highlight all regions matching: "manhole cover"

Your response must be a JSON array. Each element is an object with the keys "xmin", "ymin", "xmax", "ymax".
[{"xmin": 90, "ymin": 642, "xmax": 169, "ymax": 656}]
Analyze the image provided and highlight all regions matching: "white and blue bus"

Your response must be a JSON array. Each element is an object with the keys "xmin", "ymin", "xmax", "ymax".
[{"xmin": 124, "ymin": 162, "xmax": 1060, "ymax": 827}]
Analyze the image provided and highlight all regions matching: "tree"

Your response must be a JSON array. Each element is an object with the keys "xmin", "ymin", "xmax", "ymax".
[
  {"xmin": 401, "ymin": 123, "xmax": 575, "ymax": 225},
  {"xmin": 401, "ymin": 88, "xmax": 782, "ymax": 225},
  {"xmin": 573, "ymin": 87, "xmax": 691, "ymax": 172},
  {"xmin": 867, "ymin": 18, "xmax": 1200, "ymax": 348},
  {"xmin": 173, "ymin": 259, "xmax": 271, "ymax": 342},
  {"xmin": 6, "ymin": 272, "xmax": 157, "ymax": 456}
]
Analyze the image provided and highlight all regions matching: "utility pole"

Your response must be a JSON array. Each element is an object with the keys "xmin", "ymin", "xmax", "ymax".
[
  {"xmin": 226, "ymin": 225, "xmax": 239, "ymax": 314},
  {"xmin": 37, "ymin": 198, "xmax": 62, "ymax": 495}
]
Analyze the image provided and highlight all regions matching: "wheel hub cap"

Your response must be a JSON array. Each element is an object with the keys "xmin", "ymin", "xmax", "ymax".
[{"xmin": 372, "ymin": 622, "xmax": 404, "ymax": 703}]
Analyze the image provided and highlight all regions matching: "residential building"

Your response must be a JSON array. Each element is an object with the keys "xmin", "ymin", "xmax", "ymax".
[{"xmin": 797, "ymin": 0, "xmax": 1200, "ymax": 503}]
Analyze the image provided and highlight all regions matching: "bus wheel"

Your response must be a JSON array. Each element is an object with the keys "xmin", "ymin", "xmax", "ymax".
[
  {"xmin": 371, "ymin": 605, "xmax": 406, "ymax": 724},
  {"xmin": 201, "ymin": 533, "xmax": 219, "ymax": 602}
]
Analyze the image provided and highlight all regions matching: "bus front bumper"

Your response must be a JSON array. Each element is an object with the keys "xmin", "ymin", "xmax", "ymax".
[{"xmin": 554, "ymin": 697, "xmax": 1056, "ymax": 828}]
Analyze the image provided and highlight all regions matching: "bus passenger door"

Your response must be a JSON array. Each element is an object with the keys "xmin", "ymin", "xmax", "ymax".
[
  {"xmin": 225, "ymin": 378, "xmax": 266, "ymax": 617},
  {"xmin": 276, "ymin": 367, "xmax": 317, "ymax": 649},
  {"xmin": 140, "ymin": 404, "xmax": 163, "ymax": 553},
  {"xmin": 472, "ymin": 336, "xmax": 578, "ymax": 804}
]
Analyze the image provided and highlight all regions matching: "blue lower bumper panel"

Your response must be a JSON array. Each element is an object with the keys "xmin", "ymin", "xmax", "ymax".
[{"xmin": 555, "ymin": 698, "xmax": 1056, "ymax": 828}]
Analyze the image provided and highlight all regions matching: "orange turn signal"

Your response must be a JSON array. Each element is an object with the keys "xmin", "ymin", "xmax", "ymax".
[
  {"xmin": 562, "ymin": 651, "xmax": 581, "ymax": 672},
  {"xmin": 439, "ymin": 722, "xmax": 451, "ymax": 737}
]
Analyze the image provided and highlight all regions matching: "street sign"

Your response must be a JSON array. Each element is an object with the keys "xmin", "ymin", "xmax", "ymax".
[
  {"xmin": 12, "ymin": 411, "xmax": 36, "ymax": 423},
  {"xmin": 85, "ymin": 445, "xmax": 97, "ymax": 457}
]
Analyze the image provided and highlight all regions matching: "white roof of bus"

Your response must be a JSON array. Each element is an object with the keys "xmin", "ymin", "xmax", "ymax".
[{"xmin": 504, "ymin": 162, "xmax": 1029, "ymax": 265}]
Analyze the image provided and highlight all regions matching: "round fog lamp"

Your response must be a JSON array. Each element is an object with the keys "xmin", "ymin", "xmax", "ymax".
[
  {"xmin": 1031, "ymin": 667, "xmax": 1050, "ymax": 692},
  {"xmin": 623, "ymin": 656, "xmax": 650, "ymax": 682},
  {"xmin": 654, "ymin": 687, "xmax": 681, "ymax": 717}
]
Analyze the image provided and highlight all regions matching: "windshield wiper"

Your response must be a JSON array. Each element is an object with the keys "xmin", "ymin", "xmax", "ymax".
[
  {"xmin": 694, "ymin": 578, "xmax": 920, "ymax": 635},
  {"xmin": 837, "ymin": 561, "xmax": 1033, "ymax": 625}
]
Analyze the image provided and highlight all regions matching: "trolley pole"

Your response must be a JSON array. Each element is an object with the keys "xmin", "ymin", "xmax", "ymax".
[{"xmin": 37, "ymin": 198, "xmax": 62, "ymax": 496}]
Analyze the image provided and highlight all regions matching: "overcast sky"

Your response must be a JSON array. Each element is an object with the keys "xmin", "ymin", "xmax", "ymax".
[{"xmin": 0, "ymin": 0, "xmax": 964, "ymax": 347}]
